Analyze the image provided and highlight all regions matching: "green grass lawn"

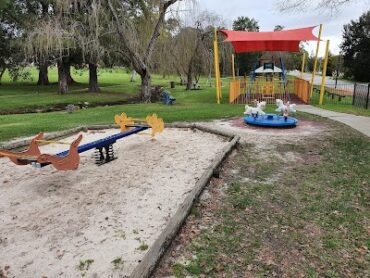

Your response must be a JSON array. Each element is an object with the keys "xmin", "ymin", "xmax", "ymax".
[
  {"xmin": 0, "ymin": 67, "xmax": 177, "ymax": 113},
  {"xmin": 0, "ymin": 68, "xmax": 248, "ymax": 142},
  {"xmin": 156, "ymin": 117, "xmax": 370, "ymax": 277},
  {"xmin": 0, "ymin": 68, "xmax": 369, "ymax": 142}
]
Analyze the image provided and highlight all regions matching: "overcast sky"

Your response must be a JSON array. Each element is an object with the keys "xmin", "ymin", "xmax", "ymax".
[{"xmin": 193, "ymin": 0, "xmax": 369, "ymax": 56}]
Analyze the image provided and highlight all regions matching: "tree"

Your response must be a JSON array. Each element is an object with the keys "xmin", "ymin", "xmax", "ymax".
[
  {"xmin": 330, "ymin": 54, "xmax": 344, "ymax": 77},
  {"xmin": 24, "ymin": 0, "xmax": 108, "ymax": 94},
  {"xmin": 326, "ymin": 51, "xmax": 333, "ymax": 76},
  {"xmin": 71, "ymin": 0, "xmax": 107, "ymax": 92},
  {"xmin": 1, "ymin": 0, "xmax": 54, "ymax": 86},
  {"xmin": 167, "ymin": 11, "xmax": 221, "ymax": 89},
  {"xmin": 0, "ymin": 18, "xmax": 12, "ymax": 84},
  {"xmin": 274, "ymin": 25, "xmax": 284, "ymax": 31},
  {"xmin": 232, "ymin": 16, "xmax": 259, "ymax": 32},
  {"xmin": 341, "ymin": 10, "xmax": 370, "ymax": 81},
  {"xmin": 107, "ymin": 0, "xmax": 182, "ymax": 102},
  {"xmin": 0, "ymin": 0, "xmax": 28, "ymax": 85}
]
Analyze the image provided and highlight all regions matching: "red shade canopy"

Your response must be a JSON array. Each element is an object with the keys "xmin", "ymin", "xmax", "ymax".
[{"xmin": 219, "ymin": 26, "xmax": 319, "ymax": 53}]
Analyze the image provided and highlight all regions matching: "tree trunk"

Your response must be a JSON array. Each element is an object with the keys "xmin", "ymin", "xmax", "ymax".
[
  {"xmin": 108, "ymin": 0, "xmax": 177, "ymax": 102},
  {"xmin": 66, "ymin": 64, "xmax": 76, "ymax": 85},
  {"xmin": 140, "ymin": 71, "xmax": 151, "ymax": 102},
  {"xmin": 0, "ymin": 68, "xmax": 5, "ymax": 85},
  {"xmin": 37, "ymin": 62, "xmax": 49, "ymax": 86},
  {"xmin": 186, "ymin": 65, "xmax": 193, "ymax": 90},
  {"xmin": 57, "ymin": 60, "xmax": 69, "ymax": 94},
  {"xmin": 88, "ymin": 63, "xmax": 100, "ymax": 92}
]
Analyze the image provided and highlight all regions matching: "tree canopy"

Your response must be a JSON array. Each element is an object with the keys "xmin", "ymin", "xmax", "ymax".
[
  {"xmin": 232, "ymin": 16, "xmax": 259, "ymax": 32},
  {"xmin": 341, "ymin": 10, "xmax": 370, "ymax": 81}
]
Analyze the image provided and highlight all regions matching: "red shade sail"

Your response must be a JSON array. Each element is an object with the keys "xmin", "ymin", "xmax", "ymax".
[{"xmin": 219, "ymin": 26, "xmax": 319, "ymax": 53}]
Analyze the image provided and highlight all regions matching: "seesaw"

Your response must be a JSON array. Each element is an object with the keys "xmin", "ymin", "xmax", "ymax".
[{"xmin": 0, "ymin": 113, "xmax": 164, "ymax": 171}]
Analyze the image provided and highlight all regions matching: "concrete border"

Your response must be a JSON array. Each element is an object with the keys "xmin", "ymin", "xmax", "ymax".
[{"xmin": 0, "ymin": 124, "xmax": 240, "ymax": 278}]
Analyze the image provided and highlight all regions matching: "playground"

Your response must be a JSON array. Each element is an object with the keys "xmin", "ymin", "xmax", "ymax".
[
  {"xmin": 0, "ymin": 12, "xmax": 369, "ymax": 278},
  {"xmin": 0, "ymin": 126, "xmax": 230, "ymax": 277}
]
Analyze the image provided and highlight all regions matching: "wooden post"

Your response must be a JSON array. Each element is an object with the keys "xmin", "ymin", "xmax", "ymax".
[
  {"xmin": 319, "ymin": 40, "xmax": 330, "ymax": 105},
  {"xmin": 300, "ymin": 52, "xmax": 306, "ymax": 79},
  {"xmin": 310, "ymin": 24, "xmax": 323, "ymax": 99}
]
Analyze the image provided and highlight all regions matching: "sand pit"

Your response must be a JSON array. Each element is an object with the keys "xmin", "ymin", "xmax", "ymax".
[{"xmin": 0, "ymin": 128, "xmax": 229, "ymax": 277}]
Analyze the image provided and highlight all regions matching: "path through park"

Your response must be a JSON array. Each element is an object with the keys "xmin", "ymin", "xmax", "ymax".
[{"xmin": 296, "ymin": 105, "xmax": 370, "ymax": 137}]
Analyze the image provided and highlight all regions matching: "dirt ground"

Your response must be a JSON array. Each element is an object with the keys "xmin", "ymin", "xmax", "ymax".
[
  {"xmin": 0, "ymin": 128, "xmax": 229, "ymax": 278},
  {"xmin": 155, "ymin": 116, "xmax": 370, "ymax": 277}
]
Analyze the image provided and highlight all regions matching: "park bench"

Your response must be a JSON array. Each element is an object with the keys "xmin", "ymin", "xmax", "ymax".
[
  {"xmin": 313, "ymin": 87, "xmax": 347, "ymax": 102},
  {"xmin": 161, "ymin": 90, "xmax": 176, "ymax": 105}
]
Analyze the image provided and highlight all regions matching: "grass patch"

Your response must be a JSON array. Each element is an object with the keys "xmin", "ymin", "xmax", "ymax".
[
  {"xmin": 162, "ymin": 120, "xmax": 370, "ymax": 277},
  {"xmin": 1, "ymin": 67, "xmax": 368, "ymax": 143},
  {"xmin": 172, "ymin": 263, "xmax": 186, "ymax": 278},
  {"xmin": 0, "ymin": 67, "xmax": 142, "ymax": 113},
  {"xmin": 78, "ymin": 259, "xmax": 94, "ymax": 271},
  {"xmin": 111, "ymin": 257, "xmax": 124, "ymax": 269},
  {"xmin": 0, "ymin": 67, "xmax": 249, "ymax": 142},
  {"xmin": 137, "ymin": 242, "xmax": 149, "ymax": 251}
]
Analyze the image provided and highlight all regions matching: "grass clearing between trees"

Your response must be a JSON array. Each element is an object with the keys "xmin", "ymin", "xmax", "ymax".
[
  {"xmin": 0, "ymin": 67, "xmax": 250, "ymax": 142},
  {"xmin": 0, "ymin": 67, "xmax": 369, "ymax": 142}
]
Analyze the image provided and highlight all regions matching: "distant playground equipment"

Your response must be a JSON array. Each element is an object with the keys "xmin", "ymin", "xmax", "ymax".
[
  {"xmin": 244, "ymin": 99, "xmax": 298, "ymax": 128},
  {"xmin": 244, "ymin": 57, "xmax": 290, "ymax": 104},
  {"xmin": 161, "ymin": 90, "xmax": 176, "ymax": 105},
  {"xmin": 0, "ymin": 113, "xmax": 164, "ymax": 171},
  {"xmin": 213, "ymin": 25, "xmax": 332, "ymax": 106}
]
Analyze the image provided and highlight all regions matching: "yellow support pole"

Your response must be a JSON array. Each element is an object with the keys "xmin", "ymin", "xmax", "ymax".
[
  {"xmin": 310, "ymin": 24, "xmax": 323, "ymax": 98},
  {"xmin": 300, "ymin": 52, "xmax": 306, "ymax": 79},
  {"xmin": 232, "ymin": 54, "xmax": 236, "ymax": 80},
  {"xmin": 319, "ymin": 40, "xmax": 330, "ymax": 105},
  {"xmin": 213, "ymin": 27, "xmax": 222, "ymax": 104}
]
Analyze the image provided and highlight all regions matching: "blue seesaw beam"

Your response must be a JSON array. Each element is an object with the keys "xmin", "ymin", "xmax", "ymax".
[
  {"xmin": 56, "ymin": 126, "xmax": 149, "ymax": 157},
  {"xmin": 31, "ymin": 126, "xmax": 150, "ymax": 168}
]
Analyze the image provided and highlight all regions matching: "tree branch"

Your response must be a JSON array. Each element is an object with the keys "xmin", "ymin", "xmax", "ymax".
[
  {"xmin": 107, "ymin": 0, "xmax": 146, "ymax": 74},
  {"xmin": 144, "ymin": 0, "xmax": 179, "ymax": 64}
]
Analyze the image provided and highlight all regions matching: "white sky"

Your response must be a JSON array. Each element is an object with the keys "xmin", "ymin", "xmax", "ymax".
[{"xmin": 193, "ymin": 0, "xmax": 369, "ymax": 57}]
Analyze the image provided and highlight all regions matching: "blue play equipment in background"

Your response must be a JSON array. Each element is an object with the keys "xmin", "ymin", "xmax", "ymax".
[
  {"xmin": 162, "ymin": 91, "xmax": 176, "ymax": 105},
  {"xmin": 244, "ymin": 114, "xmax": 298, "ymax": 128}
]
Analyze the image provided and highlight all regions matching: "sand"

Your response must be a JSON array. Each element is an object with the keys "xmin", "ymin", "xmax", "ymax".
[{"xmin": 0, "ymin": 128, "xmax": 229, "ymax": 278}]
